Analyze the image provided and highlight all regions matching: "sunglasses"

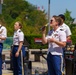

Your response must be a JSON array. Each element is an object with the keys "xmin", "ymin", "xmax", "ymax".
[{"xmin": 50, "ymin": 20, "xmax": 53, "ymax": 23}]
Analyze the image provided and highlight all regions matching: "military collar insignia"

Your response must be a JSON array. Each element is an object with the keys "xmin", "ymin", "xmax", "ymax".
[{"xmin": 54, "ymin": 34, "xmax": 58, "ymax": 37}]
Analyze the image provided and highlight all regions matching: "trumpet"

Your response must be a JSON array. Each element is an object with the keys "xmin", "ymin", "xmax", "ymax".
[{"xmin": 40, "ymin": 23, "xmax": 49, "ymax": 30}]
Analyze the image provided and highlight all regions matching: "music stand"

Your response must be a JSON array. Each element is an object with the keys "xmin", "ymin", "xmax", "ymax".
[{"xmin": 34, "ymin": 38, "xmax": 47, "ymax": 60}]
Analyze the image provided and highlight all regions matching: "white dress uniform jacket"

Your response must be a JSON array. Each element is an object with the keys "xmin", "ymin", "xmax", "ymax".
[
  {"xmin": 59, "ymin": 23, "xmax": 71, "ymax": 37},
  {"xmin": 0, "ymin": 25, "xmax": 7, "ymax": 43},
  {"xmin": 46, "ymin": 27, "xmax": 66, "ymax": 55},
  {"xmin": 13, "ymin": 29, "xmax": 24, "ymax": 45}
]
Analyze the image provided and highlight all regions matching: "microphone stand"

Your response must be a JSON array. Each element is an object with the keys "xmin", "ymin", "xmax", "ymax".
[{"xmin": 40, "ymin": 44, "xmax": 47, "ymax": 60}]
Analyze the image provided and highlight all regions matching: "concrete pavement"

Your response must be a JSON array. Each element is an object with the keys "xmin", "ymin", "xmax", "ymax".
[
  {"xmin": 2, "ymin": 49, "xmax": 65, "ymax": 75},
  {"xmin": 2, "ymin": 49, "xmax": 48, "ymax": 75}
]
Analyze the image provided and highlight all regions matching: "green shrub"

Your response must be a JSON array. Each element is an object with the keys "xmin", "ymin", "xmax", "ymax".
[{"xmin": 25, "ymin": 34, "xmax": 48, "ymax": 49}]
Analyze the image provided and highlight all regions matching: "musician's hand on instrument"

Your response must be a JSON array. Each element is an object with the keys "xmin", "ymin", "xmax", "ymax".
[
  {"xmin": 42, "ymin": 27, "xmax": 46, "ymax": 34},
  {"xmin": 47, "ymin": 38, "xmax": 51, "ymax": 43},
  {"xmin": 50, "ymin": 38, "xmax": 55, "ymax": 42},
  {"xmin": 47, "ymin": 38, "xmax": 55, "ymax": 43}
]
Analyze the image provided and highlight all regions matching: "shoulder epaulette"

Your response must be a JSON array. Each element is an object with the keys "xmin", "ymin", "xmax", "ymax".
[
  {"xmin": 19, "ymin": 30, "xmax": 22, "ymax": 32},
  {"xmin": 0, "ymin": 26, "xmax": 2, "ymax": 29},
  {"xmin": 60, "ymin": 29, "xmax": 64, "ymax": 31}
]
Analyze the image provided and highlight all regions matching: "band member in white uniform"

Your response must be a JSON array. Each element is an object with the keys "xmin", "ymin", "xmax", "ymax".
[
  {"xmin": 42, "ymin": 16, "xmax": 66, "ymax": 75},
  {"xmin": 58, "ymin": 14, "xmax": 72, "ymax": 74},
  {"xmin": 12, "ymin": 21, "xmax": 25, "ymax": 75},
  {"xmin": 0, "ymin": 24, "xmax": 7, "ymax": 75},
  {"xmin": 58, "ymin": 14, "xmax": 72, "ymax": 42}
]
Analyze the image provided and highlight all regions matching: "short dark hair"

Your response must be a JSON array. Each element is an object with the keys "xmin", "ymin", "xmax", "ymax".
[{"xmin": 58, "ymin": 14, "xmax": 65, "ymax": 21}]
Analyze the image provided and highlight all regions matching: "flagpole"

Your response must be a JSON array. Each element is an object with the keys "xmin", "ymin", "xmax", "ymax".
[{"xmin": 48, "ymin": 0, "xmax": 50, "ymax": 32}]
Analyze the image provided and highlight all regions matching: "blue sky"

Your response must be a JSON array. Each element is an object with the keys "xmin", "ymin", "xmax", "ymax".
[{"xmin": 26, "ymin": 0, "xmax": 76, "ymax": 18}]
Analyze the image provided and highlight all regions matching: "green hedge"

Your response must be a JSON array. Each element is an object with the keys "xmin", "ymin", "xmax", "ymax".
[
  {"xmin": 25, "ymin": 34, "xmax": 48, "ymax": 49},
  {"xmin": 24, "ymin": 35, "xmax": 76, "ymax": 49},
  {"xmin": 71, "ymin": 35, "xmax": 76, "ymax": 44},
  {"xmin": 3, "ymin": 35, "xmax": 76, "ymax": 50},
  {"xmin": 4, "ymin": 35, "xmax": 76, "ymax": 49}
]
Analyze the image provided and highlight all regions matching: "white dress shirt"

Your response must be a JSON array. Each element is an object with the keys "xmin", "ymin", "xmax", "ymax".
[
  {"xmin": 13, "ymin": 29, "xmax": 24, "ymax": 45},
  {"xmin": 0, "ymin": 25, "xmax": 7, "ymax": 43},
  {"xmin": 59, "ymin": 23, "xmax": 71, "ymax": 37},
  {"xmin": 46, "ymin": 27, "xmax": 66, "ymax": 55}
]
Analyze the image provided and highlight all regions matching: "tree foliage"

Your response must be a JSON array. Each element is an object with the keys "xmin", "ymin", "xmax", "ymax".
[
  {"xmin": 0, "ymin": 0, "xmax": 47, "ymax": 36},
  {"xmin": 64, "ymin": 9, "xmax": 76, "ymax": 44}
]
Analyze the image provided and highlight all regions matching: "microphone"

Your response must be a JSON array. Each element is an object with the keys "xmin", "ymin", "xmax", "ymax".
[{"xmin": 40, "ymin": 23, "xmax": 49, "ymax": 30}]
